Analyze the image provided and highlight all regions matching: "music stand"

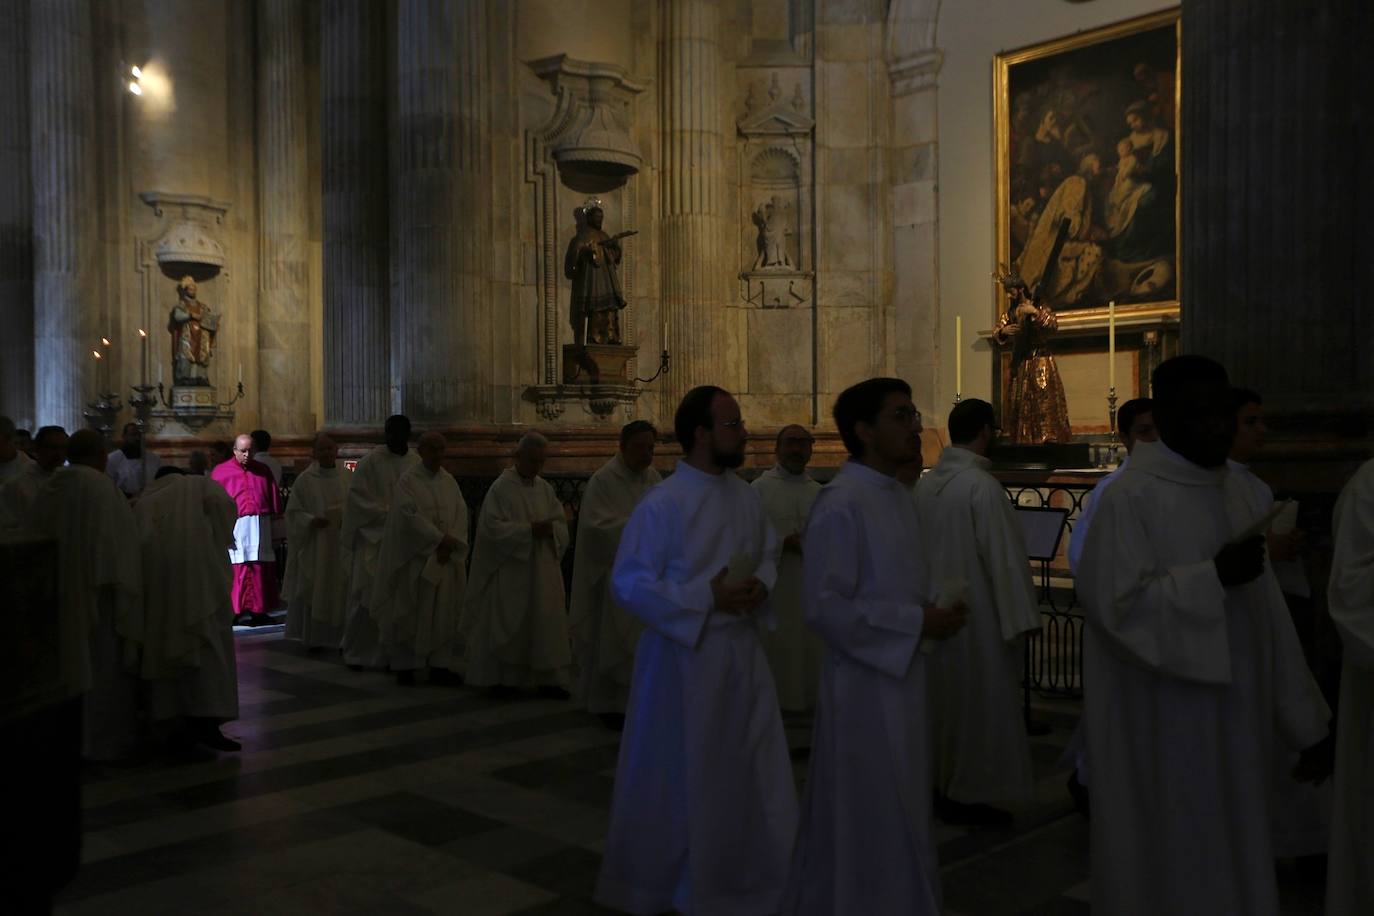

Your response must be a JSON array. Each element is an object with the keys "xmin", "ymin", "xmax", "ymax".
[{"xmin": 1016, "ymin": 505, "xmax": 1069, "ymax": 736}]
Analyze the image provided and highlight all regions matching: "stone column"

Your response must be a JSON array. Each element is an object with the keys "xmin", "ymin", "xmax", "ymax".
[
  {"xmin": 0, "ymin": 0, "xmax": 33, "ymax": 427},
  {"xmin": 30, "ymin": 0, "xmax": 99, "ymax": 431},
  {"xmin": 257, "ymin": 0, "xmax": 313, "ymax": 433},
  {"xmin": 660, "ymin": 0, "xmax": 729, "ymax": 409},
  {"xmin": 1181, "ymin": 0, "xmax": 1374, "ymax": 415},
  {"xmin": 391, "ymin": 0, "xmax": 490, "ymax": 423},
  {"xmin": 321, "ymin": 0, "xmax": 390, "ymax": 426}
]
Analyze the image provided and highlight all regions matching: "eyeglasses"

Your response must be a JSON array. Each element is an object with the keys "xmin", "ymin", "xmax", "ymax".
[
  {"xmin": 889, "ymin": 407, "xmax": 923, "ymax": 425},
  {"xmin": 717, "ymin": 419, "xmax": 744, "ymax": 430}
]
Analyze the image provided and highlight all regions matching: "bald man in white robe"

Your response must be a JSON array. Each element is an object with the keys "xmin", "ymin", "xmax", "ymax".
[
  {"xmin": 340, "ymin": 415, "xmax": 419, "ymax": 668},
  {"xmin": 371, "ymin": 432, "xmax": 469, "ymax": 683},
  {"xmin": 1327, "ymin": 457, "xmax": 1374, "ymax": 915},
  {"xmin": 136, "ymin": 470, "xmax": 241, "ymax": 752},
  {"xmin": 463, "ymin": 432, "xmax": 572, "ymax": 694},
  {"xmin": 30, "ymin": 430, "xmax": 144, "ymax": 761},
  {"xmin": 284, "ymin": 435, "xmax": 352, "ymax": 651},
  {"xmin": 569, "ymin": 421, "xmax": 661, "ymax": 718},
  {"xmin": 752, "ymin": 424, "xmax": 824, "ymax": 712}
]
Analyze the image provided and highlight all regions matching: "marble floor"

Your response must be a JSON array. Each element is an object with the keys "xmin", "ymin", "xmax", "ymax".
[{"xmin": 54, "ymin": 630, "xmax": 1325, "ymax": 915}]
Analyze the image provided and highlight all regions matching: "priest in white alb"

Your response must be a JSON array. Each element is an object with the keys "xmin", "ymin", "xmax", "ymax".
[
  {"xmin": 752, "ymin": 423, "xmax": 824, "ymax": 712},
  {"xmin": 463, "ymin": 431, "xmax": 571, "ymax": 695},
  {"xmin": 1326, "ymin": 457, "xmax": 1374, "ymax": 915},
  {"xmin": 371, "ymin": 432, "xmax": 469, "ymax": 685},
  {"xmin": 284, "ymin": 434, "xmax": 352, "ymax": 650},
  {"xmin": 30, "ymin": 430, "xmax": 144, "ymax": 761},
  {"xmin": 596, "ymin": 386, "xmax": 796, "ymax": 916},
  {"xmin": 1, "ymin": 426, "xmax": 67, "ymax": 531},
  {"xmin": 782, "ymin": 379, "xmax": 967, "ymax": 915},
  {"xmin": 1077, "ymin": 355, "xmax": 1331, "ymax": 916},
  {"xmin": 569, "ymin": 420, "xmax": 661, "ymax": 722},
  {"xmin": 340, "ymin": 415, "xmax": 419, "ymax": 668},
  {"xmin": 915, "ymin": 398, "xmax": 1042, "ymax": 824},
  {"xmin": 136, "ymin": 468, "xmax": 241, "ymax": 753},
  {"xmin": 0, "ymin": 415, "xmax": 35, "ymax": 492}
]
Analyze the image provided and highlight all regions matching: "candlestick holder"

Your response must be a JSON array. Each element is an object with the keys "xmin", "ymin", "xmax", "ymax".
[
  {"xmin": 83, "ymin": 390, "xmax": 124, "ymax": 446},
  {"xmin": 1107, "ymin": 385, "xmax": 1118, "ymax": 434},
  {"xmin": 130, "ymin": 384, "xmax": 158, "ymax": 430},
  {"xmin": 952, "ymin": 392, "xmax": 962, "ymax": 407},
  {"xmin": 218, "ymin": 381, "xmax": 246, "ymax": 411},
  {"xmin": 633, "ymin": 348, "xmax": 671, "ymax": 385}
]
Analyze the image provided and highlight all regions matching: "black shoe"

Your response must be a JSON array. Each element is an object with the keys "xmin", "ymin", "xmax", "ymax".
[
  {"xmin": 933, "ymin": 792, "xmax": 1014, "ymax": 826},
  {"xmin": 246, "ymin": 613, "xmax": 275, "ymax": 627},
  {"xmin": 537, "ymin": 685, "xmax": 571, "ymax": 701},
  {"xmin": 233, "ymin": 614, "xmax": 250, "ymax": 627},
  {"xmin": 429, "ymin": 668, "xmax": 464, "ymax": 686},
  {"xmin": 1066, "ymin": 770, "xmax": 1091, "ymax": 819},
  {"xmin": 395, "ymin": 670, "xmax": 416, "ymax": 686},
  {"xmin": 195, "ymin": 724, "xmax": 242, "ymax": 753}
]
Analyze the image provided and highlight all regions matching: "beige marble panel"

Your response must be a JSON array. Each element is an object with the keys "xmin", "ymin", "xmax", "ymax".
[
  {"xmin": 819, "ymin": 306, "xmax": 874, "ymax": 395},
  {"xmin": 893, "ymin": 88, "xmax": 938, "ymax": 147},
  {"xmin": 821, "ymin": 61, "xmax": 874, "ymax": 148},
  {"xmin": 816, "ymin": 23, "xmax": 874, "ymax": 61},
  {"xmin": 816, "ymin": 269, "xmax": 875, "ymax": 309},
  {"xmin": 893, "ymin": 178, "xmax": 936, "ymax": 228},
  {"xmin": 739, "ymin": 393, "xmax": 814, "ymax": 430},
  {"xmin": 819, "ymin": 182, "xmax": 878, "ymax": 273},
  {"xmin": 748, "ymin": 307, "xmax": 812, "ymax": 395}
]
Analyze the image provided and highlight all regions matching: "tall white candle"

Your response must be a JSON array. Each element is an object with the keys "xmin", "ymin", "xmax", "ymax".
[
  {"xmin": 1108, "ymin": 300, "xmax": 1116, "ymax": 390},
  {"xmin": 238, "ymin": 362, "xmax": 243, "ymax": 384},
  {"xmin": 157, "ymin": 361, "xmax": 163, "ymax": 385},
  {"xmin": 955, "ymin": 315, "xmax": 962, "ymax": 394}
]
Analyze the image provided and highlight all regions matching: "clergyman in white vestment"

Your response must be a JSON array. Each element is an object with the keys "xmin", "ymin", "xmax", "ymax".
[
  {"xmin": 0, "ymin": 426, "xmax": 67, "ymax": 532},
  {"xmin": 1077, "ymin": 356, "xmax": 1331, "ymax": 916},
  {"xmin": 1327, "ymin": 456, "xmax": 1374, "ymax": 916},
  {"xmin": 136, "ymin": 469, "xmax": 242, "ymax": 752},
  {"xmin": 596, "ymin": 386, "xmax": 797, "ymax": 916},
  {"xmin": 30, "ymin": 430, "xmax": 144, "ymax": 762},
  {"xmin": 463, "ymin": 431, "xmax": 572, "ymax": 693},
  {"xmin": 371, "ymin": 432, "xmax": 469, "ymax": 683},
  {"xmin": 569, "ymin": 420, "xmax": 661, "ymax": 719},
  {"xmin": 105, "ymin": 421, "xmax": 162, "ymax": 498},
  {"xmin": 0, "ymin": 415, "xmax": 35, "ymax": 492},
  {"xmin": 782, "ymin": 378, "xmax": 967, "ymax": 916},
  {"xmin": 340, "ymin": 415, "xmax": 419, "ymax": 668},
  {"xmin": 916, "ymin": 398, "xmax": 1042, "ymax": 822},
  {"xmin": 284, "ymin": 434, "xmax": 352, "ymax": 650},
  {"xmin": 752, "ymin": 424, "xmax": 824, "ymax": 712}
]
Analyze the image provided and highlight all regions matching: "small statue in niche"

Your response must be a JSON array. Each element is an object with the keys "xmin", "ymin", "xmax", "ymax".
[
  {"xmin": 751, "ymin": 196, "xmax": 793, "ymax": 270},
  {"xmin": 168, "ymin": 275, "xmax": 219, "ymax": 386},
  {"xmin": 565, "ymin": 198, "xmax": 635, "ymax": 346}
]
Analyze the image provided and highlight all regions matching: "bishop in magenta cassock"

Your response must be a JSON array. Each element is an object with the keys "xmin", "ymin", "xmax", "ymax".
[{"xmin": 211, "ymin": 433, "xmax": 283, "ymax": 624}]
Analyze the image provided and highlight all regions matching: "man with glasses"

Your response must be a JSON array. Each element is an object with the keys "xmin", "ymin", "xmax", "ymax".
[
  {"xmin": 753, "ymin": 424, "xmax": 824, "ymax": 712},
  {"xmin": 783, "ymin": 378, "xmax": 966, "ymax": 914},
  {"xmin": 916, "ymin": 397, "xmax": 1042, "ymax": 825},
  {"xmin": 597, "ymin": 386, "xmax": 796, "ymax": 916}
]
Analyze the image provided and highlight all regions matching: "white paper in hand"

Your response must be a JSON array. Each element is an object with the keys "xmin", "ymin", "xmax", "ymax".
[{"xmin": 921, "ymin": 577, "xmax": 970, "ymax": 655}]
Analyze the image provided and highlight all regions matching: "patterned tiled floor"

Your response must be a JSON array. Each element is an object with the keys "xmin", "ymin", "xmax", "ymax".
[{"xmin": 54, "ymin": 631, "xmax": 1325, "ymax": 915}]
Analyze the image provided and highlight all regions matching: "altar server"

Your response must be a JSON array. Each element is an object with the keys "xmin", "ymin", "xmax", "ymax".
[
  {"xmin": 1328, "ymin": 457, "xmax": 1374, "ymax": 916},
  {"xmin": 340, "ymin": 415, "xmax": 419, "ymax": 668},
  {"xmin": 569, "ymin": 420, "xmax": 661, "ymax": 720},
  {"xmin": 596, "ymin": 386, "xmax": 796, "ymax": 916},
  {"xmin": 1, "ymin": 426, "xmax": 67, "ymax": 531},
  {"xmin": 782, "ymin": 378, "xmax": 967, "ymax": 915},
  {"xmin": 752, "ymin": 423, "xmax": 824, "ymax": 711},
  {"xmin": 1077, "ymin": 355, "xmax": 1331, "ymax": 916},
  {"xmin": 136, "ymin": 468, "xmax": 241, "ymax": 752},
  {"xmin": 371, "ymin": 432, "xmax": 469, "ymax": 683},
  {"xmin": 106, "ymin": 421, "xmax": 162, "ymax": 498},
  {"xmin": 463, "ymin": 431, "xmax": 571, "ymax": 694},
  {"xmin": 30, "ymin": 430, "xmax": 143, "ymax": 761},
  {"xmin": 284, "ymin": 434, "xmax": 352, "ymax": 650},
  {"xmin": 211, "ymin": 434, "xmax": 283, "ymax": 624},
  {"xmin": 916, "ymin": 398, "xmax": 1042, "ymax": 823}
]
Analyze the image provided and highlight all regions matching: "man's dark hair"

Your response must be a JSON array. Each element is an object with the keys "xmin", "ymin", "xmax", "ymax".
[
  {"xmin": 66, "ymin": 429, "xmax": 105, "ymax": 466},
  {"xmin": 620, "ymin": 419, "xmax": 657, "ymax": 446},
  {"xmin": 1151, "ymin": 355, "xmax": 1230, "ymax": 409},
  {"xmin": 1230, "ymin": 387, "xmax": 1262, "ymax": 412},
  {"xmin": 122, "ymin": 421, "xmax": 140, "ymax": 437},
  {"xmin": 250, "ymin": 429, "xmax": 271, "ymax": 452},
  {"xmin": 384, "ymin": 414, "xmax": 412, "ymax": 436},
  {"xmin": 1117, "ymin": 398, "xmax": 1153, "ymax": 434},
  {"xmin": 948, "ymin": 398, "xmax": 996, "ymax": 445},
  {"xmin": 34, "ymin": 426, "xmax": 66, "ymax": 447},
  {"xmin": 155, "ymin": 465, "xmax": 186, "ymax": 480},
  {"xmin": 775, "ymin": 424, "xmax": 813, "ymax": 449},
  {"xmin": 675, "ymin": 386, "xmax": 728, "ymax": 453},
  {"xmin": 832, "ymin": 378, "xmax": 912, "ymax": 458}
]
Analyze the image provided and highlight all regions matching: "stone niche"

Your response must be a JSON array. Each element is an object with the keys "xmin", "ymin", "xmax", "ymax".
[{"xmin": 521, "ymin": 55, "xmax": 646, "ymax": 422}]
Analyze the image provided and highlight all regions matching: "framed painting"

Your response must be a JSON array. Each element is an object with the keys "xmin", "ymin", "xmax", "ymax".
[{"xmin": 994, "ymin": 9, "xmax": 1180, "ymax": 330}]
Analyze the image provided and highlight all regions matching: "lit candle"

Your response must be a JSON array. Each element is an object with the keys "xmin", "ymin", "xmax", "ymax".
[
  {"xmin": 138, "ymin": 328, "xmax": 149, "ymax": 386},
  {"xmin": 157, "ymin": 361, "xmax": 163, "ymax": 385},
  {"xmin": 955, "ymin": 315, "xmax": 962, "ymax": 395},
  {"xmin": 100, "ymin": 336, "xmax": 111, "ymax": 392},
  {"xmin": 1108, "ymin": 300, "xmax": 1116, "ymax": 390}
]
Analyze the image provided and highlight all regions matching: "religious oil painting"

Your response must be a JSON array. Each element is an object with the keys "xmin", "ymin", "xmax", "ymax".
[{"xmin": 994, "ymin": 8, "xmax": 1180, "ymax": 328}]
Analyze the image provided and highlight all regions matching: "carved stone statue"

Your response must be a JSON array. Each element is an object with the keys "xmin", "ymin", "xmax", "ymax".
[
  {"xmin": 751, "ymin": 196, "xmax": 793, "ymax": 270},
  {"xmin": 168, "ymin": 275, "xmax": 219, "ymax": 386},
  {"xmin": 564, "ymin": 199, "xmax": 629, "ymax": 346}
]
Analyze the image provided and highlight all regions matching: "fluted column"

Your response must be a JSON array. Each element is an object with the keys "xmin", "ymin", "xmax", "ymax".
[
  {"xmin": 257, "ymin": 0, "xmax": 313, "ymax": 433},
  {"xmin": 660, "ymin": 0, "xmax": 729, "ymax": 408},
  {"xmin": 322, "ymin": 0, "xmax": 390, "ymax": 426},
  {"xmin": 1181, "ymin": 0, "xmax": 1374, "ymax": 412},
  {"xmin": 30, "ymin": 0, "xmax": 98, "ymax": 431},
  {"xmin": 0, "ymin": 0, "xmax": 33, "ymax": 427},
  {"xmin": 391, "ymin": 0, "xmax": 490, "ymax": 423}
]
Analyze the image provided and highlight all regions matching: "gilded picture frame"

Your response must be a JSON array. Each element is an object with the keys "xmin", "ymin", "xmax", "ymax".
[{"xmin": 993, "ymin": 9, "xmax": 1181, "ymax": 331}]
